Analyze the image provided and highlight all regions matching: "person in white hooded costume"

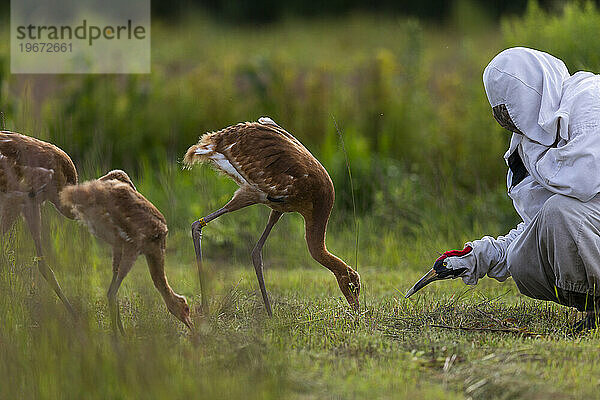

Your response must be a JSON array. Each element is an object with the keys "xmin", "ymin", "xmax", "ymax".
[{"xmin": 406, "ymin": 47, "xmax": 600, "ymax": 330}]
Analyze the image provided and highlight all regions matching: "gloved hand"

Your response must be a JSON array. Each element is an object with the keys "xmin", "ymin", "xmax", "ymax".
[{"xmin": 405, "ymin": 245, "xmax": 474, "ymax": 298}]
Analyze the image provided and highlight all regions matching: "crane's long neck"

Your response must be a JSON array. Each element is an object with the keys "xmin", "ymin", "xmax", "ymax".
[
  {"xmin": 304, "ymin": 208, "xmax": 360, "ymax": 309},
  {"xmin": 145, "ymin": 251, "xmax": 183, "ymax": 307},
  {"xmin": 303, "ymin": 210, "xmax": 350, "ymax": 277},
  {"xmin": 145, "ymin": 249, "xmax": 192, "ymax": 329}
]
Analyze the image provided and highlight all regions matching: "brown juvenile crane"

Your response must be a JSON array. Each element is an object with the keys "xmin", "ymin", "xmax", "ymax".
[
  {"xmin": 0, "ymin": 130, "xmax": 78, "ymax": 315},
  {"xmin": 60, "ymin": 170, "xmax": 193, "ymax": 333},
  {"xmin": 184, "ymin": 117, "xmax": 360, "ymax": 316}
]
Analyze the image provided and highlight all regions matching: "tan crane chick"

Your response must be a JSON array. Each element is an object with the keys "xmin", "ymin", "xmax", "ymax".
[
  {"xmin": 0, "ymin": 131, "xmax": 78, "ymax": 315},
  {"xmin": 60, "ymin": 170, "xmax": 193, "ymax": 333},
  {"xmin": 184, "ymin": 117, "xmax": 360, "ymax": 316}
]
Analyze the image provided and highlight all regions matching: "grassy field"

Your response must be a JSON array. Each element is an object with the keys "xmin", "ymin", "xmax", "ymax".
[
  {"xmin": 1, "ymin": 217, "xmax": 598, "ymax": 400},
  {"xmin": 3, "ymin": 2, "xmax": 600, "ymax": 399}
]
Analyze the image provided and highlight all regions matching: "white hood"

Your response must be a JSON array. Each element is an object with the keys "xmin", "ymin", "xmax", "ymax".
[
  {"xmin": 483, "ymin": 47, "xmax": 600, "ymax": 222},
  {"xmin": 483, "ymin": 47, "xmax": 570, "ymax": 146}
]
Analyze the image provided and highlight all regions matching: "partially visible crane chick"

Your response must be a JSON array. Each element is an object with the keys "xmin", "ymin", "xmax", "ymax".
[
  {"xmin": 60, "ymin": 170, "xmax": 192, "ymax": 334},
  {"xmin": 0, "ymin": 131, "xmax": 78, "ymax": 315}
]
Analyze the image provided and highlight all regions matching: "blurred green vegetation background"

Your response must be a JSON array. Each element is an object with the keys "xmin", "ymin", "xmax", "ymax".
[
  {"xmin": 3, "ymin": 1, "xmax": 600, "ymax": 399},
  {"xmin": 3, "ymin": 1, "xmax": 600, "ymax": 270}
]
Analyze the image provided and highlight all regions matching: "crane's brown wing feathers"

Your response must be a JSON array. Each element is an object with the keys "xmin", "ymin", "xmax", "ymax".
[
  {"xmin": 61, "ymin": 179, "xmax": 167, "ymax": 248},
  {"xmin": 184, "ymin": 121, "xmax": 330, "ymax": 202},
  {"xmin": 108, "ymin": 183, "xmax": 167, "ymax": 241},
  {"xmin": 207, "ymin": 122, "xmax": 322, "ymax": 199}
]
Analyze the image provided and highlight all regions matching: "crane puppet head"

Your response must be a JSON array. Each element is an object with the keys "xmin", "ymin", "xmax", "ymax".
[{"xmin": 405, "ymin": 256, "xmax": 468, "ymax": 298}]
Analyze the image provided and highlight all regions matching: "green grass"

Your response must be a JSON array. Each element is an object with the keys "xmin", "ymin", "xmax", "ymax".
[{"xmin": 1, "ymin": 215, "xmax": 598, "ymax": 400}]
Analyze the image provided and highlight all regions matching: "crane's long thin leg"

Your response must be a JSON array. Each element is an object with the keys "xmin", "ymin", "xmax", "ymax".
[
  {"xmin": 192, "ymin": 207, "xmax": 229, "ymax": 315},
  {"xmin": 251, "ymin": 210, "xmax": 282, "ymax": 316},
  {"xmin": 22, "ymin": 200, "xmax": 76, "ymax": 317},
  {"xmin": 0, "ymin": 156, "xmax": 23, "ymax": 235},
  {"xmin": 107, "ymin": 245, "xmax": 136, "ymax": 336},
  {"xmin": 0, "ymin": 197, "xmax": 20, "ymax": 235},
  {"xmin": 107, "ymin": 243, "xmax": 124, "ymax": 335},
  {"xmin": 0, "ymin": 199, "xmax": 19, "ymax": 271},
  {"xmin": 191, "ymin": 190, "xmax": 258, "ymax": 315}
]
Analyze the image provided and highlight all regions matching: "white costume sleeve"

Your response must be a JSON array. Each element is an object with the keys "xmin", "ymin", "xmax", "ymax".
[{"xmin": 446, "ymin": 223, "xmax": 526, "ymax": 285}]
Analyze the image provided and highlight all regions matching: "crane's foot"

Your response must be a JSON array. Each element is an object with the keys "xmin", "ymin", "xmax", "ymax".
[
  {"xmin": 116, "ymin": 309, "xmax": 126, "ymax": 336},
  {"xmin": 108, "ymin": 297, "xmax": 126, "ymax": 336}
]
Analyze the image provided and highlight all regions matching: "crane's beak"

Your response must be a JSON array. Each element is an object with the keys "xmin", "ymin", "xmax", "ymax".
[{"xmin": 405, "ymin": 268, "xmax": 439, "ymax": 298}]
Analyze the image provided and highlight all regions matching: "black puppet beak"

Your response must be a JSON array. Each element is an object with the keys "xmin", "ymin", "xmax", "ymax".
[
  {"xmin": 405, "ymin": 259, "xmax": 467, "ymax": 298},
  {"xmin": 405, "ymin": 268, "xmax": 439, "ymax": 298}
]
